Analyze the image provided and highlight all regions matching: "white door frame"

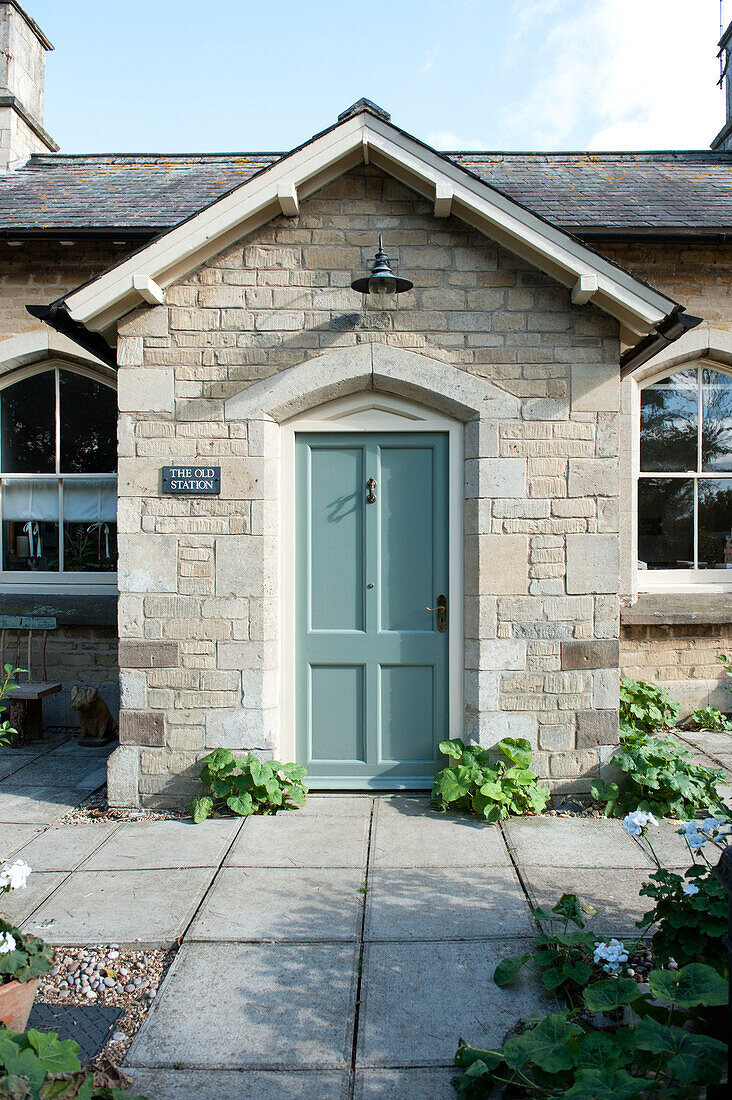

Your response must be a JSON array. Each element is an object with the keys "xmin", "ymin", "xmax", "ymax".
[{"xmin": 280, "ymin": 390, "xmax": 465, "ymax": 789}]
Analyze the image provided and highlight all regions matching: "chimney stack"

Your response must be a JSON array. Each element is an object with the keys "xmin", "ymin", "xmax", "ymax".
[
  {"xmin": 713, "ymin": 20, "xmax": 732, "ymax": 150},
  {"xmin": 0, "ymin": 1, "xmax": 57, "ymax": 170}
]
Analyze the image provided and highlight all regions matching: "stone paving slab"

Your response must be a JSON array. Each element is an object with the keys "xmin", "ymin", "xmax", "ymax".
[
  {"xmin": 0, "ymin": 823, "xmax": 45, "ymax": 855},
  {"xmin": 22, "ymin": 868, "xmax": 217, "ymax": 947},
  {"xmin": 677, "ymin": 730, "xmax": 732, "ymax": 758},
  {"xmin": 80, "ymin": 819, "xmax": 241, "ymax": 871},
  {"xmin": 521, "ymin": 866, "xmax": 650, "ymax": 933},
  {"xmin": 355, "ymin": 1068, "xmax": 457, "ymax": 1098},
  {"xmin": 0, "ymin": 787, "xmax": 84, "ymax": 824},
  {"xmin": 129, "ymin": 1068, "xmax": 349, "ymax": 1099},
  {"xmin": 374, "ymin": 795, "xmax": 434, "ymax": 818},
  {"xmin": 357, "ymin": 939, "xmax": 544, "ymax": 1067},
  {"xmin": 371, "ymin": 809, "xmax": 510, "ymax": 868},
  {"xmin": 0, "ymin": 870, "xmax": 66, "ymax": 924},
  {"xmin": 15, "ymin": 824, "xmax": 120, "ymax": 871},
  {"xmin": 225, "ymin": 814, "xmax": 370, "ymax": 868},
  {"xmin": 186, "ymin": 867, "xmax": 364, "ymax": 942},
  {"xmin": 12, "ymin": 759, "xmax": 108, "ymax": 791},
  {"xmin": 634, "ymin": 822, "xmax": 696, "ymax": 870},
  {"xmin": 502, "ymin": 816, "xmax": 651, "ymax": 868},
  {"xmin": 0, "ymin": 754, "xmax": 39, "ymax": 781},
  {"xmin": 300, "ymin": 795, "xmax": 374, "ymax": 816},
  {"xmin": 126, "ymin": 942, "xmax": 358, "ymax": 1070},
  {"xmin": 365, "ymin": 867, "xmax": 534, "ymax": 941}
]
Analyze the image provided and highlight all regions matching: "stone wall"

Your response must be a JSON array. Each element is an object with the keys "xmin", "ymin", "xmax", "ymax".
[
  {"xmin": 112, "ymin": 164, "xmax": 622, "ymax": 806},
  {"xmin": 620, "ymin": 623, "xmax": 732, "ymax": 716}
]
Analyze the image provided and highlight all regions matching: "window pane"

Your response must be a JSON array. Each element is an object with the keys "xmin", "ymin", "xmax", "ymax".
[
  {"xmin": 638, "ymin": 477, "xmax": 694, "ymax": 569},
  {"xmin": 698, "ymin": 479, "xmax": 732, "ymax": 569},
  {"xmin": 640, "ymin": 369, "xmax": 698, "ymax": 472},
  {"xmin": 59, "ymin": 371, "xmax": 116, "ymax": 473},
  {"xmin": 702, "ymin": 369, "xmax": 732, "ymax": 472},
  {"xmin": 2, "ymin": 478, "xmax": 59, "ymax": 571},
  {"xmin": 63, "ymin": 479, "xmax": 117, "ymax": 571},
  {"xmin": 1, "ymin": 371, "xmax": 55, "ymax": 473}
]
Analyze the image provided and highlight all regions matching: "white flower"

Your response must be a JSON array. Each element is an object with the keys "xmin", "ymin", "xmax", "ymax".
[
  {"xmin": 594, "ymin": 939, "xmax": 629, "ymax": 974},
  {"xmin": 0, "ymin": 931, "xmax": 16, "ymax": 954},
  {"xmin": 0, "ymin": 860, "xmax": 31, "ymax": 890},
  {"xmin": 683, "ymin": 882, "xmax": 700, "ymax": 896},
  {"xmin": 622, "ymin": 810, "xmax": 659, "ymax": 837}
]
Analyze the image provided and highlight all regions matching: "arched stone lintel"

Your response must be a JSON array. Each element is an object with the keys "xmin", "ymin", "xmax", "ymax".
[
  {"xmin": 628, "ymin": 325, "xmax": 732, "ymax": 387},
  {"xmin": 0, "ymin": 328, "xmax": 115, "ymax": 384},
  {"xmin": 225, "ymin": 343, "xmax": 520, "ymax": 424}
]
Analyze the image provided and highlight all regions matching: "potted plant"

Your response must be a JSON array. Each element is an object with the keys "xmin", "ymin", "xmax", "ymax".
[{"xmin": 0, "ymin": 859, "xmax": 54, "ymax": 1030}]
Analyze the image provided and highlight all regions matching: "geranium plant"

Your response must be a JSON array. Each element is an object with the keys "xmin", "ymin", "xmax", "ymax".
[
  {"xmin": 0, "ymin": 1024, "xmax": 149, "ymax": 1098},
  {"xmin": 0, "ymin": 859, "xmax": 54, "ymax": 986},
  {"xmin": 0, "ymin": 664, "xmax": 22, "ymax": 748},
  {"xmin": 686, "ymin": 705, "xmax": 732, "ymax": 732},
  {"xmin": 432, "ymin": 737, "xmax": 549, "ymax": 823},
  {"xmin": 619, "ymin": 677, "xmax": 680, "ymax": 735},
  {"xmin": 190, "ymin": 748, "xmax": 308, "ymax": 823}
]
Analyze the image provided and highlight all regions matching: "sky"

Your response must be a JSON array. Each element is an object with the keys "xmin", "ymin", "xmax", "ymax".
[{"xmin": 25, "ymin": 0, "xmax": 731, "ymax": 154}]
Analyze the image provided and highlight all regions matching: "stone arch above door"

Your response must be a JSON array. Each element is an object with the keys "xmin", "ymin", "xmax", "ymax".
[{"xmin": 224, "ymin": 343, "xmax": 520, "ymax": 424}]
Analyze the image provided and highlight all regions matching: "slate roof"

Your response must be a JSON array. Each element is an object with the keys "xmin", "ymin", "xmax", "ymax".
[{"xmin": 0, "ymin": 149, "xmax": 730, "ymax": 237}]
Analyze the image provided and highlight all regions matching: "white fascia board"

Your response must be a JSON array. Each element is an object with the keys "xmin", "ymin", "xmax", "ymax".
[{"xmin": 64, "ymin": 109, "xmax": 676, "ymax": 335}]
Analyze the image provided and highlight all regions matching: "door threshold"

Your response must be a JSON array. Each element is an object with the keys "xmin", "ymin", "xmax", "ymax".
[{"xmin": 306, "ymin": 778, "xmax": 433, "ymax": 791}]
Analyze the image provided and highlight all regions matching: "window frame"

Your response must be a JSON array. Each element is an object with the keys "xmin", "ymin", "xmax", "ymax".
[
  {"xmin": 635, "ymin": 360, "xmax": 732, "ymax": 592},
  {"xmin": 0, "ymin": 361, "xmax": 117, "ymax": 594}
]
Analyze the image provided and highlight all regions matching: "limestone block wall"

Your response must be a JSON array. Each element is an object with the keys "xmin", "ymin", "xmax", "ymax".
[
  {"xmin": 620, "ymin": 624, "xmax": 732, "ymax": 716},
  {"xmin": 110, "ymin": 165, "xmax": 622, "ymax": 806}
]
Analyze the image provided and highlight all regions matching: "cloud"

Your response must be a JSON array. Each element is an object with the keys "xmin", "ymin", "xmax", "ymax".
[
  {"xmin": 504, "ymin": 0, "xmax": 724, "ymax": 149},
  {"xmin": 419, "ymin": 45, "xmax": 440, "ymax": 75},
  {"xmin": 427, "ymin": 130, "xmax": 489, "ymax": 149}
]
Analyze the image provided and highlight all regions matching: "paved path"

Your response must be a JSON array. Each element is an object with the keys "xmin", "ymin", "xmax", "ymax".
[{"xmin": 0, "ymin": 729, "xmax": 728, "ymax": 1099}]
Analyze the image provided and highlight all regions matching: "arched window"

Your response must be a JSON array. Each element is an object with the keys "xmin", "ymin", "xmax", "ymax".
[
  {"xmin": 638, "ymin": 365, "xmax": 732, "ymax": 581},
  {"xmin": 0, "ymin": 365, "xmax": 117, "ymax": 586}
]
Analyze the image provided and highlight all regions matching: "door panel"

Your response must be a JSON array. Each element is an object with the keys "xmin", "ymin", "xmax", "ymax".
[{"xmin": 296, "ymin": 432, "xmax": 449, "ymax": 785}]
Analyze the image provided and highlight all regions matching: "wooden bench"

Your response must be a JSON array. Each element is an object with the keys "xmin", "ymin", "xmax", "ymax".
[{"xmin": 0, "ymin": 615, "xmax": 62, "ymax": 743}]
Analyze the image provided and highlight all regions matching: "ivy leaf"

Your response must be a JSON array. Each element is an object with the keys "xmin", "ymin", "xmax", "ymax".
[
  {"xmin": 583, "ymin": 979, "xmax": 643, "ymax": 1012},
  {"xmin": 438, "ymin": 738, "xmax": 465, "ymax": 760},
  {"xmin": 226, "ymin": 793, "xmax": 254, "ymax": 817},
  {"xmin": 497, "ymin": 737, "xmax": 532, "ymax": 769},
  {"xmin": 552, "ymin": 893, "xmax": 586, "ymax": 929},
  {"xmin": 503, "ymin": 1013, "xmax": 580, "ymax": 1073},
  {"xmin": 667, "ymin": 1032, "xmax": 728, "ymax": 1085},
  {"xmin": 560, "ymin": 1067, "xmax": 645, "ymax": 1099},
  {"xmin": 648, "ymin": 962, "xmax": 728, "ymax": 1007},
  {"xmin": 493, "ymin": 953, "xmax": 530, "ymax": 987},
  {"xmin": 189, "ymin": 796, "xmax": 213, "ymax": 824}
]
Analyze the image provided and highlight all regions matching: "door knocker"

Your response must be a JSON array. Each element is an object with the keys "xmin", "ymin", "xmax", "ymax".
[{"xmin": 366, "ymin": 478, "xmax": 377, "ymax": 503}]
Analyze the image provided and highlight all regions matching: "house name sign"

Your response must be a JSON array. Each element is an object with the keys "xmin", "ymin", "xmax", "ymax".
[{"xmin": 162, "ymin": 466, "xmax": 221, "ymax": 494}]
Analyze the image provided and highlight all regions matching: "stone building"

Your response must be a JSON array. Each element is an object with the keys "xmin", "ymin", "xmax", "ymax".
[{"xmin": 1, "ymin": 1, "xmax": 732, "ymax": 803}]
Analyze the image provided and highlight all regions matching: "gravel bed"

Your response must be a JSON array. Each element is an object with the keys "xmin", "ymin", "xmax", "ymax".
[
  {"xmin": 59, "ymin": 787, "xmax": 187, "ymax": 824},
  {"xmin": 36, "ymin": 944, "xmax": 177, "ymax": 1065}
]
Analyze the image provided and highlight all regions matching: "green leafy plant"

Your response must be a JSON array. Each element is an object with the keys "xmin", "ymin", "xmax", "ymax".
[
  {"xmin": 0, "ymin": 1024, "xmax": 149, "ymax": 1099},
  {"xmin": 619, "ymin": 677, "xmax": 680, "ymax": 736},
  {"xmin": 685, "ymin": 705, "xmax": 732, "ymax": 732},
  {"xmin": 0, "ymin": 918, "xmax": 53, "ymax": 986},
  {"xmin": 494, "ymin": 893, "xmax": 599, "ymax": 1009},
  {"xmin": 431, "ymin": 737, "xmax": 549, "ymax": 823},
  {"xmin": 0, "ymin": 665, "xmax": 23, "ymax": 748},
  {"xmin": 636, "ymin": 816, "xmax": 730, "ymax": 974},
  {"xmin": 454, "ymin": 962, "xmax": 728, "ymax": 1098},
  {"xmin": 189, "ymin": 748, "xmax": 308, "ymax": 823},
  {"xmin": 591, "ymin": 730, "xmax": 724, "ymax": 818},
  {"xmin": 717, "ymin": 652, "xmax": 732, "ymax": 687}
]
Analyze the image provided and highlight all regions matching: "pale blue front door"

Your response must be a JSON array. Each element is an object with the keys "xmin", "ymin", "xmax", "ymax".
[{"xmin": 295, "ymin": 432, "xmax": 449, "ymax": 786}]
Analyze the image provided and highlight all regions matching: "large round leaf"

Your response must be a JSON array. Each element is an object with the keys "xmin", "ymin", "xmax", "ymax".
[
  {"xmin": 648, "ymin": 962, "xmax": 728, "ymax": 1007},
  {"xmin": 583, "ymin": 979, "xmax": 642, "ymax": 1012},
  {"xmin": 503, "ymin": 1013, "xmax": 580, "ymax": 1073}
]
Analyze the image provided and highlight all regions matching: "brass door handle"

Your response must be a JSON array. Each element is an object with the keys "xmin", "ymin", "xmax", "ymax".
[{"xmin": 426, "ymin": 594, "xmax": 447, "ymax": 632}]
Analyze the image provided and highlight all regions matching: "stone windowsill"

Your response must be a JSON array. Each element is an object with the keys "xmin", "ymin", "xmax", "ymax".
[
  {"xmin": 0, "ymin": 592, "xmax": 118, "ymax": 628},
  {"xmin": 621, "ymin": 592, "xmax": 732, "ymax": 627}
]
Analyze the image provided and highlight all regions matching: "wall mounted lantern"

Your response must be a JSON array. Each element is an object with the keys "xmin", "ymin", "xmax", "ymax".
[{"xmin": 351, "ymin": 234, "xmax": 413, "ymax": 296}]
